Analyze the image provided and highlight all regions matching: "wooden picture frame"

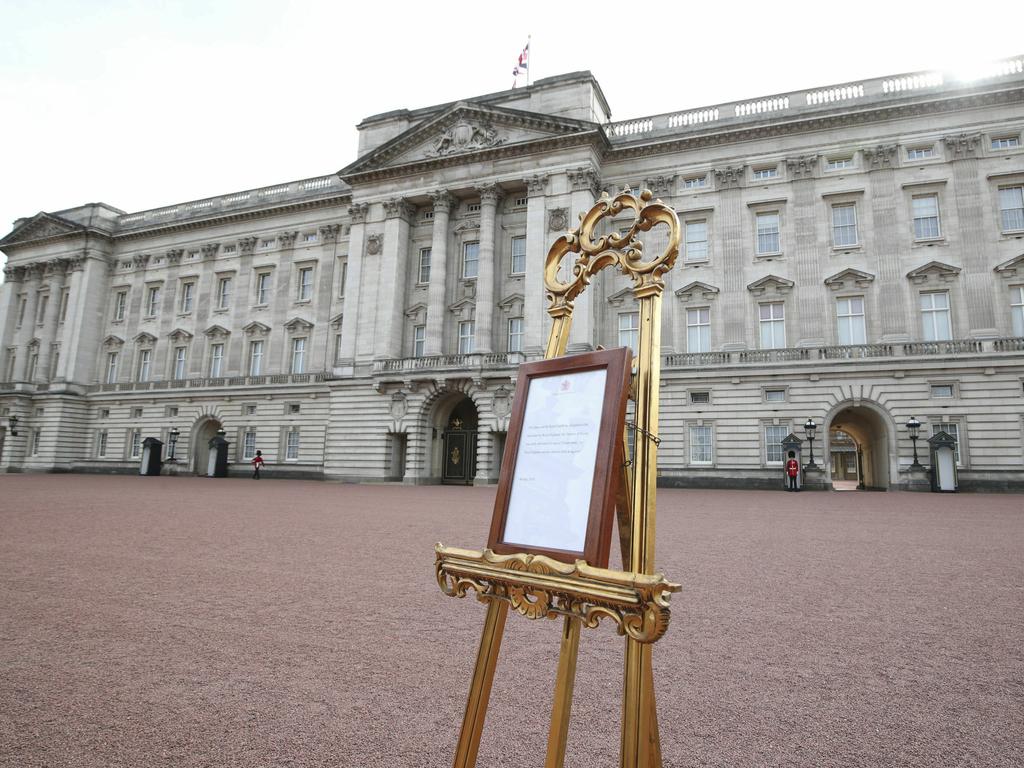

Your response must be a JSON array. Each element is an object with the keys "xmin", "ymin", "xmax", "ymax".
[{"xmin": 487, "ymin": 347, "xmax": 632, "ymax": 568}]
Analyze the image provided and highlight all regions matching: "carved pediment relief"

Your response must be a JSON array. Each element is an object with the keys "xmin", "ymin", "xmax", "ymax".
[
  {"xmin": 330, "ymin": 313, "xmax": 344, "ymax": 329},
  {"xmin": 103, "ymin": 334, "xmax": 125, "ymax": 348},
  {"xmin": 204, "ymin": 324, "xmax": 230, "ymax": 339},
  {"xmin": 994, "ymin": 253, "xmax": 1024, "ymax": 278},
  {"xmin": 424, "ymin": 118, "xmax": 506, "ymax": 158},
  {"xmin": 284, "ymin": 317, "xmax": 314, "ymax": 332},
  {"xmin": 823, "ymin": 268, "xmax": 875, "ymax": 291},
  {"xmin": 0, "ymin": 211, "xmax": 83, "ymax": 247},
  {"xmin": 167, "ymin": 328, "xmax": 193, "ymax": 343},
  {"xmin": 675, "ymin": 281, "xmax": 721, "ymax": 303},
  {"xmin": 404, "ymin": 303, "xmax": 428, "ymax": 323},
  {"xmin": 242, "ymin": 321, "xmax": 271, "ymax": 337},
  {"xmin": 133, "ymin": 332, "xmax": 157, "ymax": 345},
  {"xmin": 906, "ymin": 260, "xmax": 961, "ymax": 285},
  {"xmin": 448, "ymin": 296, "xmax": 476, "ymax": 320},
  {"xmin": 607, "ymin": 286, "xmax": 639, "ymax": 307},
  {"xmin": 747, "ymin": 274, "xmax": 794, "ymax": 296},
  {"xmin": 497, "ymin": 293, "xmax": 524, "ymax": 316}
]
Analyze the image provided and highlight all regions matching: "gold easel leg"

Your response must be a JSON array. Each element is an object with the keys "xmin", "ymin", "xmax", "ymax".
[
  {"xmin": 544, "ymin": 616, "xmax": 581, "ymax": 768},
  {"xmin": 453, "ymin": 601, "xmax": 509, "ymax": 768},
  {"xmin": 645, "ymin": 656, "xmax": 662, "ymax": 768}
]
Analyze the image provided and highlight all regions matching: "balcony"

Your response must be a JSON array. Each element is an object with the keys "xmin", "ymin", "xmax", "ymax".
[
  {"xmin": 371, "ymin": 352, "xmax": 524, "ymax": 378},
  {"xmin": 84, "ymin": 372, "xmax": 332, "ymax": 394}
]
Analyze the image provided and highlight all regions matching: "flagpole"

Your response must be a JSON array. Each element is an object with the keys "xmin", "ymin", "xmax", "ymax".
[{"xmin": 527, "ymin": 34, "xmax": 532, "ymax": 87}]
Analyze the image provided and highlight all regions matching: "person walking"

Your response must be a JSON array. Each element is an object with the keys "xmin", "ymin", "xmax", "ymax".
[
  {"xmin": 785, "ymin": 451, "xmax": 799, "ymax": 491},
  {"xmin": 252, "ymin": 450, "xmax": 265, "ymax": 480}
]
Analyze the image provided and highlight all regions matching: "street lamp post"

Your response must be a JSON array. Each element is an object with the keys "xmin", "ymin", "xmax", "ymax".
[
  {"xmin": 168, "ymin": 427, "xmax": 180, "ymax": 462},
  {"xmin": 7, "ymin": 414, "xmax": 18, "ymax": 437},
  {"xmin": 906, "ymin": 416, "xmax": 924, "ymax": 470},
  {"xmin": 803, "ymin": 417, "xmax": 819, "ymax": 469}
]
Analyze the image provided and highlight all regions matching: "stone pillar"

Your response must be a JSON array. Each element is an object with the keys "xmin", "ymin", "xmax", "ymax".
[
  {"xmin": 567, "ymin": 167, "xmax": 601, "ymax": 352},
  {"xmin": 12, "ymin": 265, "xmax": 42, "ymax": 381},
  {"xmin": 424, "ymin": 191, "xmax": 453, "ymax": 356},
  {"xmin": 60, "ymin": 254, "xmax": 110, "ymax": 385},
  {"xmin": 714, "ymin": 166, "xmax": 748, "ymax": 347},
  {"xmin": 376, "ymin": 199, "xmax": 413, "ymax": 360},
  {"xmin": 34, "ymin": 259, "xmax": 68, "ymax": 382},
  {"xmin": 523, "ymin": 174, "xmax": 549, "ymax": 356},
  {"xmin": 473, "ymin": 425, "xmax": 494, "ymax": 485},
  {"xmin": 266, "ymin": 231, "xmax": 297, "ymax": 375},
  {"xmin": 786, "ymin": 155, "xmax": 826, "ymax": 346},
  {"xmin": 475, "ymin": 185, "xmax": 502, "ymax": 354},
  {"xmin": 313, "ymin": 224, "xmax": 342, "ymax": 371},
  {"xmin": 0, "ymin": 266, "xmax": 24, "ymax": 367},
  {"xmin": 863, "ymin": 144, "xmax": 909, "ymax": 340},
  {"xmin": 338, "ymin": 203, "xmax": 368, "ymax": 373},
  {"xmin": 944, "ymin": 133, "xmax": 995, "ymax": 337},
  {"xmin": 229, "ymin": 237, "xmax": 258, "ymax": 376}
]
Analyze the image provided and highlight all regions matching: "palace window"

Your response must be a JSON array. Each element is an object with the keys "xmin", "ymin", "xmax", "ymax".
[
  {"xmin": 507, "ymin": 317, "xmax": 523, "ymax": 353},
  {"xmin": 826, "ymin": 157, "xmax": 853, "ymax": 171},
  {"xmin": 334, "ymin": 327, "xmax": 343, "ymax": 364},
  {"xmin": 146, "ymin": 286, "xmax": 161, "ymax": 317},
  {"xmin": 173, "ymin": 346, "xmax": 187, "ymax": 379},
  {"xmin": 912, "ymin": 195, "xmax": 941, "ymax": 240},
  {"xmin": 209, "ymin": 343, "xmax": 224, "ymax": 377},
  {"xmin": 755, "ymin": 212, "xmax": 781, "ymax": 254},
  {"xmin": 689, "ymin": 391, "xmax": 710, "ymax": 405},
  {"xmin": 256, "ymin": 273, "xmax": 271, "ymax": 305},
  {"xmin": 303, "ymin": 232, "xmax": 318, "ymax": 243},
  {"xmin": 290, "ymin": 337, "xmax": 306, "ymax": 374},
  {"xmin": 412, "ymin": 325, "xmax": 426, "ymax": 358},
  {"xmin": 16, "ymin": 296, "xmax": 26, "ymax": 328},
  {"xmin": 27, "ymin": 351, "xmax": 38, "ymax": 381},
  {"xmin": 286, "ymin": 429, "xmax": 300, "ymax": 460},
  {"xmin": 113, "ymin": 290, "xmax": 127, "ymax": 322},
  {"xmin": 907, "ymin": 146, "xmax": 936, "ymax": 160},
  {"xmin": 288, "ymin": 403, "xmax": 301, "ymax": 414},
  {"xmin": 831, "ymin": 203, "xmax": 859, "ymax": 247},
  {"xmin": 59, "ymin": 288, "xmax": 70, "ymax": 323},
  {"xmin": 999, "ymin": 186, "xmax": 1024, "ymax": 232},
  {"xmin": 618, "ymin": 312, "xmax": 640, "ymax": 353},
  {"xmin": 418, "ymin": 248, "xmax": 431, "ymax": 284},
  {"xmin": 686, "ymin": 307, "xmax": 710, "ymax": 353},
  {"xmin": 180, "ymin": 282, "xmax": 195, "ymax": 314},
  {"xmin": 765, "ymin": 424, "xmax": 789, "ymax": 464},
  {"xmin": 260, "ymin": 238, "xmax": 274, "ymax": 249},
  {"xmin": 991, "ymin": 135, "xmax": 1020, "ymax": 150},
  {"xmin": 920, "ymin": 291, "xmax": 952, "ymax": 341},
  {"xmin": 759, "ymin": 302, "xmax": 786, "ymax": 349},
  {"xmin": 932, "ymin": 422, "xmax": 962, "ymax": 464},
  {"xmin": 683, "ymin": 175, "xmax": 707, "ymax": 189},
  {"xmin": 752, "ymin": 167, "xmax": 779, "ymax": 180},
  {"xmin": 222, "ymin": 244, "xmax": 237, "ymax": 254},
  {"xmin": 5, "ymin": 349, "xmax": 15, "ymax": 381},
  {"xmin": 510, "ymin": 236, "xmax": 526, "ymax": 275},
  {"xmin": 32, "ymin": 429, "xmax": 42, "ymax": 456},
  {"xmin": 684, "ymin": 220, "xmax": 708, "ymax": 262},
  {"xmin": 462, "ymin": 242, "xmax": 479, "ymax": 279},
  {"xmin": 35, "ymin": 294, "xmax": 48, "ymax": 326},
  {"xmin": 931, "ymin": 384, "xmax": 955, "ymax": 398},
  {"xmin": 689, "ymin": 425, "xmax": 713, "ymax": 465},
  {"xmin": 137, "ymin": 349, "xmax": 152, "ymax": 382},
  {"xmin": 249, "ymin": 340, "xmax": 264, "ymax": 375},
  {"xmin": 836, "ymin": 296, "xmax": 866, "ymax": 345},
  {"xmin": 96, "ymin": 430, "xmax": 108, "ymax": 458},
  {"xmin": 764, "ymin": 388, "xmax": 786, "ymax": 403},
  {"xmin": 217, "ymin": 277, "xmax": 232, "ymax": 309},
  {"xmin": 338, "ymin": 261, "xmax": 347, "ymax": 297},
  {"xmin": 458, "ymin": 321, "xmax": 475, "ymax": 354},
  {"xmin": 243, "ymin": 430, "xmax": 257, "ymax": 459},
  {"xmin": 297, "ymin": 267, "xmax": 313, "ymax": 301},
  {"xmin": 129, "ymin": 429, "xmax": 142, "ymax": 459},
  {"xmin": 106, "ymin": 351, "xmax": 119, "ymax": 384},
  {"xmin": 1011, "ymin": 285, "xmax": 1024, "ymax": 336}
]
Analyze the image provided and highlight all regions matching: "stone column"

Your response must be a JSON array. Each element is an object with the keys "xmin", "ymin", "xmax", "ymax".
[
  {"xmin": 266, "ymin": 231, "xmax": 297, "ymax": 375},
  {"xmin": 338, "ymin": 203, "xmax": 368, "ymax": 373},
  {"xmin": 944, "ymin": 133, "xmax": 995, "ymax": 337},
  {"xmin": 12, "ymin": 264, "xmax": 42, "ymax": 381},
  {"xmin": 34, "ymin": 259, "xmax": 68, "ymax": 382},
  {"xmin": 313, "ymin": 224, "xmax": 342, "ymax": 371},
  {"xmin": 714, "ymin": 166, "xmax": 748, "ymax": 347},
  {"xmin": 786, "ymin": 155, "xmax": 825, "ymax": 346},
  {"xmin": 475, "ymin": 185, "xmax": 502, "ymax": 354},
  {"xmin": 863, "ymin": 145, "xmax": 909, "ymax": 340},
  {"xmin": 424, "ymin": 191, "xmax": 453, "ymax": 356},
  {"xmin": 523, "ymin": 174, "xmax": 549, "ymax": 356},
  {"xmin": 229, "ymin": 237, "xmax": 258, "ymax": 376},
  {"xmin": 376, "ymin": 199, "xmax": 413, "ymax": 359},
  {"xmin": 0, "ymin": 266, "xmax": 24, "ymax": 368},
  {"xmin": 567, "ymin": 167, "xmax": 601, "ymax": 352},
  {"xmin": 60, "ymin": 254, "xmax": 111, "ymax": 385}
]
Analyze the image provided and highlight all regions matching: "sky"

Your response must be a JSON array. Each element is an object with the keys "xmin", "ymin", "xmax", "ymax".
[{"xmin": 1, "ymin": 0, "xmax": 1021, "ymax": 275}]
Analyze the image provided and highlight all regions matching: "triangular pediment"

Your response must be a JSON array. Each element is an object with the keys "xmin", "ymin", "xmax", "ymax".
[
  {"xmin": 167, "ymin": 328, "xmax": 193, "ymax": 342},
  {"xmin": 284, "ymin": 316, "xmax": 314, "ymax": 332},
  {"xmin": 0, "ymin": 211, "xmax": 82, "ymax": 247},
  {"xmin": 907, "ymin": 260, "xmax": 961, "ymax": 284},
  {"xmin": 242, "ymin": 321, "xmax": 271, "ymax": 336},
  {"xmin": 823, "ymin": 268, "xmax": 875, "ymax": 291},
  {"xmin": 497, "ymin": 293, "xmax": 524, "ymax": 315},
  {"xmin": 404, "ymin": 302, "xmax": 427, "ymax": 320},
  {"xmin": 607, "ymin": 286, "xmax": 638, "ymax": 307},
  {"xmin": 330, "ymin": 313, "xmax": 344, "ymax": 328},
  {"xmin": 204, "ymin": 324, "xmax": 230, "ymax": 339},
  {"xmin": 448, "ymin": 296, "xmax": 476, "ymax": 311},
  {"xmin": 340, "ymin": 102, "xmax": 600, "ymax": 178},
  {"xmin": 994, "ymin": 253, "xmax": 1024, "ymax": 278},
  {"xmin": 674, "ymin": 281, "xmax": 720, "ymax": 302},
  {"xmin": 133, "ymin": 332, "xmax": 157, "ymax": 345},
  {"xmin": 103, "ymin": 334, "xmax": 125, "ymax": 347},
  {"xmin": 747, "ymin": 274, "xmax": 794, "ymax": 295}
]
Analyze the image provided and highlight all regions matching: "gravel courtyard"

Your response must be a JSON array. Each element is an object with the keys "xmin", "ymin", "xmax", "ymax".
[{"xmin": 1, "ymin": 475, "xmax": 1022, "ymax": 768}]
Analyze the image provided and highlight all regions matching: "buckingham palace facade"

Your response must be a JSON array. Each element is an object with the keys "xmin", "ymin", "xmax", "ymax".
[{"xmin": 2, "ymin": 57, "xmax": 1024, "ymax": 490}]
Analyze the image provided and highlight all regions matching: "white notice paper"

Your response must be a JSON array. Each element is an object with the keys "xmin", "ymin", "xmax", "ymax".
[{"xmin": 502, "ymin": 368, "xmax": 607, "ymax": 553}]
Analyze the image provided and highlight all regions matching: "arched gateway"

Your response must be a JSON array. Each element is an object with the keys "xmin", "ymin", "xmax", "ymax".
[
  {"xmin": 434, "ymin": 395, "xmax": 478, "ymax": 485},
  {"xmin": 191, "ymin": 417, "xmax": 223, "ymax": 475},
  {"xmin": 825, "ymin": 401, "xmax": 896, "ymax": 490}
]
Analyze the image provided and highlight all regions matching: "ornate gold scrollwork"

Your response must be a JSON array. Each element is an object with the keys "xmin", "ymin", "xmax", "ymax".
[
  {"xmin": 544, "ymin": 189, "xmax": 681, "ymax": 318},
  {"xmin": 435, "ymin": 545, "xmax": 681, "ymax": 644}
]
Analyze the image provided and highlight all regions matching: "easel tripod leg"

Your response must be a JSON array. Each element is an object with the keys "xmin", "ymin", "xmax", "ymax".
[
  {"xmin": 545, "ymin": 616, "xmax": 582, "ymax": 768},
  {"xmin": 621, "ymin": 638, "xmax": 655, "ymax": 768},
  {"xmin": 453, "ymin": 600, "xmax": 509, "ymax": 768},
  {"xmin": 645, "ymin": 655, "xmax": 662, "ymax": 768}
]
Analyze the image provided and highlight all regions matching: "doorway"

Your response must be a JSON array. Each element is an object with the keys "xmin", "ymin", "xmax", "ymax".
[
  {"xmin": 192, "ymin": 418, "xmax": 222, "ymax": 475},
  {"xmin": 440, "ymin": 397, "xmax": 478, "ymax": 485},
  {"xmin": 829, "ymin": 428, "xmax": 860, "ymax": 491},
  {"xmin": 827, "ymin": 404, "xmax": 892, "ymax": 490}
]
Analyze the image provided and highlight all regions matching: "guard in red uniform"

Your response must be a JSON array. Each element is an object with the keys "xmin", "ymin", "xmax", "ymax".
[
  {"xmin": 786, "ymin": 452, "xmax": 799, "ymax": 491},
  {"xmin": 252, "ymin": 450, "xmax": 265, "ymax": 480}
]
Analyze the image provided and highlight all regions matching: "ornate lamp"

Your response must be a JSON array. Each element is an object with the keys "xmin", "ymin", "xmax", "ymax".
[
  {"xmin": 8, "ymin": 414, "xmax": 18, "ymax": 437},
  {"xmin": 906, "ymin": 416, "xmax": 923, "ymax": 470},
  {"xmin": 168, "ymin": 427, "xmax": 180, "ymax": 461},
  {"xmin": 803, "ymin": 417, "xmax": 818, "ymax": 469}
]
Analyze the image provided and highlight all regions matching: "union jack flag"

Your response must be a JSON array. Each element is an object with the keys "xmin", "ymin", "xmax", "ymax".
[{"xmin": 512, "ymin": 41, "xmax": 529, "ymax": 77}]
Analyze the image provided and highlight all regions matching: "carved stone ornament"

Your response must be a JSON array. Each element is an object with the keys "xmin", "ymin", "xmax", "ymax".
[
  {"xmin": 383, "ymin": 198, "xmax": 415, "ymax": 220},
  {"xmin": 201, "ymin": 242, "xmax": 220, "ymax": 259},
  {"xmin": 69, "ymin": 256, "xmax": 86, "ymax": 273},
  {"xmin": 430, "ymin": 190, "xmax": 454, "ymax": 214},
  {"xmin": 389, "ymin": 393, "xmax": 408, "ymax": 420},
  {"xmin": 714, "ymin": 165, "xmax": 746, "ymax": 189},
  {"xmin": 365, "ymin": 233, "xmax": 383, "ymax": 256},
  {"xmin": 643, "ymin": 175, "xmax": 677, "ymax": 195},
  {"xmin": 526, "ymin": 174, "xmax": 549, "ymax": 196},
  {"xmin": 906, "ymin": 260, "xmax": 961, "ymax": 285},
  {"xmin": 476, "ymin": 184, "xmax": 504, "ymax": 205},
  {"xmin": 567, "ymin": 166, "xmax": 601, "ymax": 197},
  {"xmin": 548, "ymin": 208, "xmax": 570, "ymax": 232},
  {"xmin": 435, "ymin": 545, "xmax": 680, "ymax": 644},
  {"xmin": 319, "ymin": 224, "xmax": 341, "ymax": 242},
  {"xmin": 943, "ymin": 133, "xmax": 982, "ymax": 160},
  {"xmin": 348, "ymin": 202, "xmax": 369, "ymax": 224},
  {"xmin": 166, "ymin": 248, "xmax": 184, "ymax": 264},
  {"xmin": 238, "ymin": 236, "xmax": 258, "ymax": 253},
  {"xmin": 2, "ymin": 266, "xmax": 21, "ymax": 283},
  {"xmin": 277, "ymin": 231, "xmax": 298, "ymax": 248},
  {"xmin": 746, "ymin": 274, "xmax": 795, "ymax": 296},
  {"xmin": 492, "ymin": 386, "xmax": 511, "ymax": 418},
  {"xmin": 132, "ymin": 253, "xmax": 151, "ymax": 269},
  {"xmin": 425, "ymin": 119, "xmax": 505, "ymax": 157},
  {"xmin": 785, "ymin": 155, "xmax": 819, "ymax": 180},
  {"xmin": 863, "ymin": 144, "xmax": 898, "ymax": 171}
]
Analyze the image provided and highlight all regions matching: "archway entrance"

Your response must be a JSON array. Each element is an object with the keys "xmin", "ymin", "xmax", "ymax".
[
  {"xmin": 827, "ymin": 405, "xmax": 891, "ymax": 490},
  {"xmin": 437, "ymin": 396, "xmax": 478, "ymax": 485},
  {"xmin": 192, "ymin": 418, "xmax": 222, "ymax": 475}
]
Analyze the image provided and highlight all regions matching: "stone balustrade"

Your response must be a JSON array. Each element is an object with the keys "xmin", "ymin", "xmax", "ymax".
[
  {"xmin": 371, "ymin": 352, "xmax": 524, "ymax": 376},
  {"xmin": 81, "ymin": 372, "xmax": 331, "ymax": 394}
]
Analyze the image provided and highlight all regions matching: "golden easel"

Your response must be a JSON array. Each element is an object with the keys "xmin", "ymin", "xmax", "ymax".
[{"xmin": 436, "ymin": 188, "xmax": 681, "ymax": 768}]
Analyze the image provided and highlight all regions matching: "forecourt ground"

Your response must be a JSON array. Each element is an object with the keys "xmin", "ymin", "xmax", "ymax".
[{"xmin": 0, "ymin": 475, "xmax": 1021, "ymax": 768}]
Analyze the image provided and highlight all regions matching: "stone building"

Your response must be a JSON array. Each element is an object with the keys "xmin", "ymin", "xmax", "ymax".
[{"xmin": 2, "ymin": 57, "xmax": 1024, "ymax": 490}]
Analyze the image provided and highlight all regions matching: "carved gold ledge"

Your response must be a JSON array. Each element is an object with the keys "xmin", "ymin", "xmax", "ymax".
[{"xmin": 435, "ymin": 544, "xmax": 681, "ymax": 644}]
